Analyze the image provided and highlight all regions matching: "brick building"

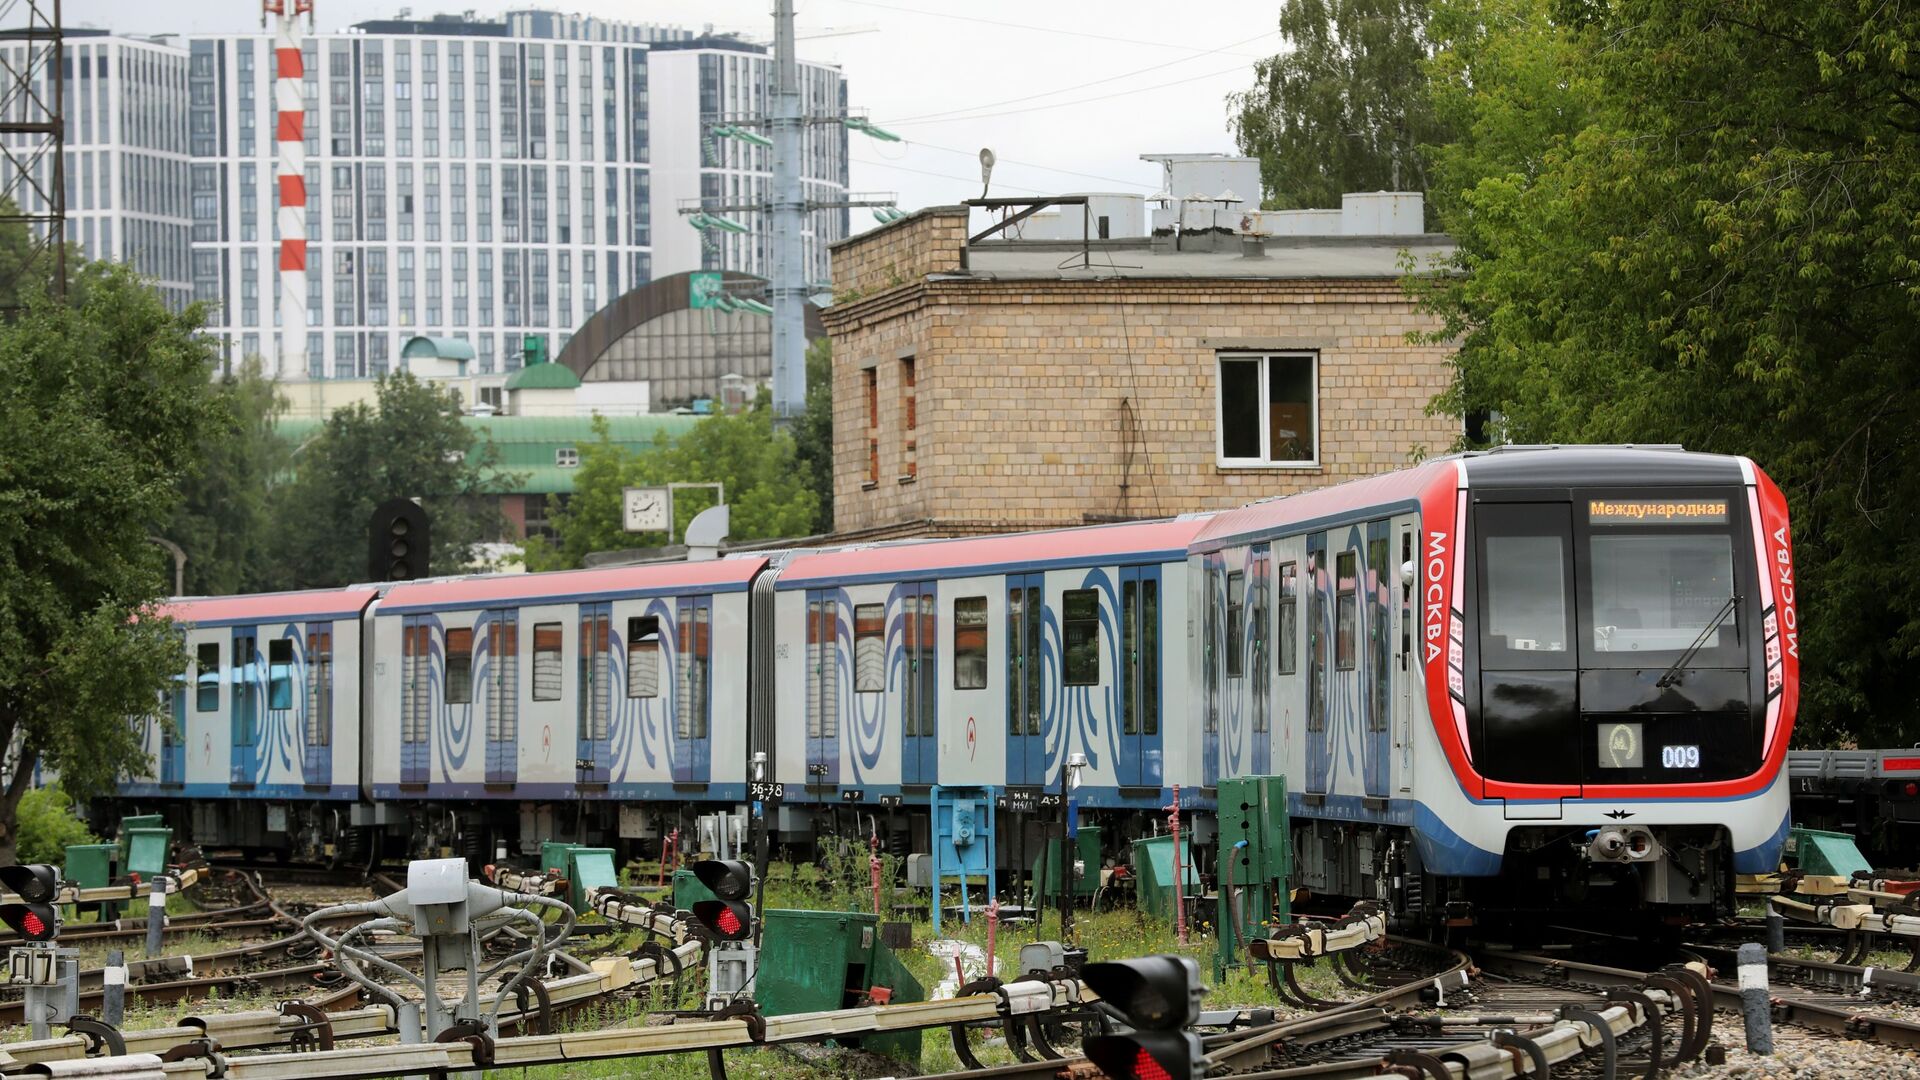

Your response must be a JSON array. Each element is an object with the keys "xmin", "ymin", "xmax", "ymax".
[{"xmin": 820, "ymin": 196, "xmax": 1461, "ymax": 536}]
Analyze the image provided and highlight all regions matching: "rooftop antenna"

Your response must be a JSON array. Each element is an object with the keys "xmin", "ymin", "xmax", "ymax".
[{"xmin": 979, "ymin": 148, "xmax": 995, "ymax": 199}]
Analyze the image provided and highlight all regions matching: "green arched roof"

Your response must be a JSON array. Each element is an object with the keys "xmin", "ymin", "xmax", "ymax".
[
  {"xmin": 504, "ymin": 363, "xmax": 583, "ymax": 391},
  {"xmin": 400, "ymin": 336, "xmax": 477, "ymax": 361}
]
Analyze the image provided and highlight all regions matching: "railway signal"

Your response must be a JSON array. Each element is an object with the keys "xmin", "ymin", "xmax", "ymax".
[
  {"xmin": 690, "ymin": 859, "xmax": 755, "ymax": 941},
  {"xmin": 0, "ymin": 864, "xmax": 61, "ymax": 942},
  {"xmin": 1080, "ymin": 955, "xmax": 1205, "ymax": 1080},
  {"xmin": 368, "ymin": 497, "xmax": 431, "ymax": 582}
]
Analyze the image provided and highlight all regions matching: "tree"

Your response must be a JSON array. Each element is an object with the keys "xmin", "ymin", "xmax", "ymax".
[
  {"xmin": 1414, "ymin": 0, "xmax": 1920, "ymax": 745},
  {"xmin": 526, "ymin": 401, "xmax": 821, "ymax": 571},
  {"xmin": 267, "ymin": 373, "xmax": 513, "ymax": 589},
  {"xmin": 794, "ymin": 338, "xmax": 835, "ymax": 532},
  {"xmin": 1229, "ymin": 0, "xmax": 1444, "ymax": 210},
  {"xmin": 0, "ymin": 264, "xmax": 227, "ymax": 862},
  {"xmin": 166, "ymin": 359, "xmax": 288, "ymax": 596}
]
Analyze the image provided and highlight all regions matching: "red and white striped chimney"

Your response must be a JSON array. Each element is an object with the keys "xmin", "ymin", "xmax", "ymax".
[{"xmin": 266, "ymin": 0, "xmax": 312, "ymax": 378}]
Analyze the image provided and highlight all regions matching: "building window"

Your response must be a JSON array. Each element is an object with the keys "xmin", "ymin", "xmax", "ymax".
[
  {"xmin": 1063, "ymin": 589, "xmax": 1100, "ymax": 685},
  {"xmin": 953, "ymin": 596, "xmax": 987, "ymax": 690},
  {"xmin": 1277, "ymin": 561, "xmax": 1299, "ymax": 676},
  {"xmin": 854, "ymin": 603, "xmax": 884, "ymax": 692},
  {"xmin": 196, "ymin": 642, "xmax": 220, "ymax": 711},
  {"xmin": 899, "ymin": 356, "xmax": 916, "ymax": 480},
  {"xmin": 626, "ymin": 616, "xmax": 659, "ymax": 698},
  {"xmin": 1216, "ymin": 352, "xmax": 1318, "ymax": 467},
  {"xmin": 555, "ymin": 447, "xmax": 579, "ymax": 467},
  {"xmin": 1226, "ymin": 571, "xmax": 1245, "ymax": 678},
  {"xmin": 531, "ymin": 622, "xmax": 563, "ymax": 701},
  {"xmin": 1336, "ymin": 550, "xmax": 1357, "ymax": 670},
  {"xmin": 864, "ymin": 366, "xmax": 878, "ymax": 486}
]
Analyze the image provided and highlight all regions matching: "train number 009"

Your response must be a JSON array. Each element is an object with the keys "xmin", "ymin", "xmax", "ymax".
[{"xmin": 1661, "ymin": 744, "xmax": 1701, "ymax": 769}]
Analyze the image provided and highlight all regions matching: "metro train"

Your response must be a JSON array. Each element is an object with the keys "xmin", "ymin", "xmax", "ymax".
[{"xmin": 113, "ymin": 445, "xmax": 1798, "ymax": 923}]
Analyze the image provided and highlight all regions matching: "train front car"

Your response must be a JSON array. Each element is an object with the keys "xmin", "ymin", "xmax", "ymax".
[
  {"xmin": 1190, "ymin": 445, "xmax": 1797, "ymax": 930},
  {"xmin": 1419, "ymin": 446, "xmax": 1798, "ymax": 924}
]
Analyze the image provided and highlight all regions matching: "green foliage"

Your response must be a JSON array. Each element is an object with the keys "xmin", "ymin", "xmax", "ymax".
[
  {"xmin": 794, "ymin": 338, "xmax": 835, "ymax": 533},
  {"xmin": 1416, "ymin": 0, "xmax": 1920, "ymax": 744},
  {"xmin": 1230, "ymin": 0, "xmax": 1444, "ymax": 209},
  {"xmin": 14, "ymin": 787, "xmax": 97, "ymax": 867},
  {"xmin": 0, "ymin": 263, "xmax": 226, "ymax": 856},
  {"xmin": 266, "ymin": 373, "xmax": 515, "ymax": 588},
  {"xmin": 166, "ymin": 360, "xmax": 288, "ymax": 595},
  {"xmin": 525, "ymin": 402, "xmax": 820, "ymax": 571}
]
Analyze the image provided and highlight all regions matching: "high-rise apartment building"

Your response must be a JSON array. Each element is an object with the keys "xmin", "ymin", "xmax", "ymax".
[
  {"xmin": 0, "ymin": 30, "xmax": 194, "ymax": 308},
  {"xmin": 3, "ymin": 11, "xmax": 849, "ymax": 385}
]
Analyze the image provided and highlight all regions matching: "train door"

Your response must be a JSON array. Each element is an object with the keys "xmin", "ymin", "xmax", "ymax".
[
  {"xmin": 230, "ymin": 628, "xmax": 259, "ymax": 786},
  {"xmin": 577, "ymin": 603, "xmax": 612, "ymax": 783},
  {"xmin": 484, "ymin": 611, "xmax": 519, "ymax": 785},
  {"xmin": 1250, "ymin": 545, "xmax": 1272, "ymax": 776},
  {"xmin": 673, "ymin": 595, "xmax": 712, "ymax": 783},
  {"xmin": 303, "ymin": 624, "xmax": 334, "ymax": 787},
  {"xmin": 901, "ymin": 583, "xmax": 937, "ymax": 785},
  {"xmin": 1364, "ymin": 522, "xmax": 1392, "ymax": 798},
  {"xmin": 1305, "ymin": 537, "xmax": 1329, "ymax": 795},
  {"xmin": 1396, "ymin": 523, "xmax": 1416, "ymax": 792},
  {"xmin": 1274, "ymin": 554, "xmax": 1301, "ymax": 776},
  {"xmin": 163, "ymin": 677, "xmax": 186, "ymax": 787},
  {"xmin": 1474, "ymin": 503, "xmax": 1580, "ymax": 795},
  {"xmin": 805, "ymin": 591, "xmax": 841, "ymax": 786},
  {"xmin": 1118, "ymin": 565, "xmax": 1163, "ymax": 788},
  {"xmin": 1005, "ymin": 574, "xmax": 1044, "ymax": 786},
  {"xmin": 1202, "ymin": 559, "xmax": 1223, "ymax": 788},
  {"xmin": 400, "ymin": 615, "xmax": 432, "ymax": 786}
]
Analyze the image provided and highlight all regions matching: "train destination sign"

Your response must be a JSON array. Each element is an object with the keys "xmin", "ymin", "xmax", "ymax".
[{"xmin": 1587, "ymin": 498, "xmax": 1728, "ymax": 524}]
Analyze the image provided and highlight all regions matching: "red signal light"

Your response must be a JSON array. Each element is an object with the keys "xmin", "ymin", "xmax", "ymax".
[
  {"xmin": 717, "ymin": 908, "xmax": 742, "ymax": 936},
  {"xmin": 1131, "ymin": 1046, "xmax": 1172, "ymax": 1080},
  {"xmin": 21, "ymin": 911, "xmax": 44, "ymax": 938}
]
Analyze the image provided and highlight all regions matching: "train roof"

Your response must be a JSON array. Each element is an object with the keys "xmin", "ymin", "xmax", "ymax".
[
  {"xmin": 374, "ymin": 557, "xmax": 769, "ymax": 614},
  {"xmin": 1192, "ymin": 446, "xmax": 1750, "ymax": 551},
  {"xmin": 776, "ymin": 517, "xmax": 1213, "ymax": 589},
  {"xmin": 162, "ymin": 586, "xmax": 381, "ymax": 628}
]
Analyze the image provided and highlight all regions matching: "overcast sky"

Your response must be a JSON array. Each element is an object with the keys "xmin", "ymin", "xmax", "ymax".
[{"xmin": 70, "ymin": 0, "xmax": 1279, "ymax": 234}]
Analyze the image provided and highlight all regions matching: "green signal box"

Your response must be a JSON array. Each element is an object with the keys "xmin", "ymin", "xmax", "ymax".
[
  {"xmin": 1029, "ymin": 826, "xmax": 1102, "ymax": 902},
  {"xmin": 1131, "ymin": 834, "xmax": 1202, "ymax": 922},
  {"xmin": 567, "ymin": 847, "xmax": 618, "ymax": 913},
  {"xmin": 125, "ymin": 827, "xmax": 173, "ymax": 879},
  {"xmin": 756, "ymin": 909, "xmax": 925, "ymax": 1065},
  {"xmin": 673, "ymin": 868, "xmax": 719, "ymax": 912},
  {"xmin": 1215, "ymin": 775, "xmax": 1291, "ymax": 978}
]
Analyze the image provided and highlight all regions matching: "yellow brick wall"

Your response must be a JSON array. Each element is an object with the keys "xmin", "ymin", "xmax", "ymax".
[
  {"xmin": 825, "ymin": 269, "xmax": 1459, "ymax": 535},
  {"xmin": 829, "ymin": 206, "xmax": 968, "ymax": 302}
]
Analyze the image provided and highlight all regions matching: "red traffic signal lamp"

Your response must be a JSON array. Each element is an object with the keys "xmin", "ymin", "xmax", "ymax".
[
  {"xmin": 0, "ymin": 903, "xmax": 59, "ymax": 942},
  {"xmin": 1081, "ymin": 955, "xmax": 1205, "ymax": 1080},
  {"xmin": 690, "ymin": 859, "xmax": 754, "ymax": 942},
  {"xmin": 0, "ymin": 864, "xmax": 62, "ymax": 943},
  {"xmin": 368, "ymin": 497, "xmax": 431, "ymax": 583}
]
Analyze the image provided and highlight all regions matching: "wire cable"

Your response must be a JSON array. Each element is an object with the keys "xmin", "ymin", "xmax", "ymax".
[
  {"xmin": 880, "ymin": 63, "xmax": 1255, "ymax": 127},
  {"xmin": 839, "ymin": 0, "xmax": 1274, "ymax": 56}
]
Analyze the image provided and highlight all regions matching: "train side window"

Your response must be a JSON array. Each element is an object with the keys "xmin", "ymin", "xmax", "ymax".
[
  {"xmin": 1063, "ymin": 589, "xmax": 1100, "ymax": 685},
  {"xmin": 1368, "ymin": 533, "xmax": 1390, "ymax": 730},
  {"xmin": 1277, "ymin": 562, "xmax": 1299, "ymax": 675},
  {"xmin": 267, "ymin": 638, "xmax": 294, "ymax": 710},
  {"xmin": 1251, "ymin": 568, "xmax": 1269, "ymax": 730},
  {"xmin": 626, "ymin": 616, "xmax": 659, "ymax": 697},
  {"xmin": 531, "ymin": 622, "xmax": 563, "ymax": 701},
  {"xmin": 196, "ymin": 643, "xmax": 220, "ymax": 711},
  {"xmin": 487, "ymin": 614, "xmax": 519, "ymax": 743},
  {"xmin": 306, "ymin": 629, "xmax": 332, "ymax": 747},
  {"xmin": 1141, "ymin": 578, "xmax": 1159, "ymax": 735},
  {"xmin": 854, "ymin": 604, "xmax": 885, "ymax": 692},
  {"xmin": 1308, "ymin": 551, "xmax": 1327, "ymax": 730},
  {"xmin": 953, "ymin": 597, "xmax": 988, "ymax": 690},
  {"xmin": 1226, "ymin": 571, "xmax": 1246, "ymax": 678},
  {"xmin": 1336, "ymin": 551, "xmax": 1358, "ymax": 670},
  {"xmin": 445, "ymin": 628, "xmax": 474, "ymax": 704}
]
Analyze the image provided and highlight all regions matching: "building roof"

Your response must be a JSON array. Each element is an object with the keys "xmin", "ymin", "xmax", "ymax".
[
  {"xmin": 956, "ymin": 234, "xmax": 1455, "ymax": 282},
  {"xmin": 776, "ymin": 516, "xmax": 1215, "ymax": 589},
  {"xmin": 504, "ymin": 363, "xmax": 583, "ymax": 391},
  {"xmin": 402, "ymin": 336, "xmax": 476, "ymax": 362}
]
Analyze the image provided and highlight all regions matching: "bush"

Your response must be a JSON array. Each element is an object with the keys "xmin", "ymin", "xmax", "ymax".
[{"xmin": 15, "ymin": 787, "xmax": 98, "ymax": 866}]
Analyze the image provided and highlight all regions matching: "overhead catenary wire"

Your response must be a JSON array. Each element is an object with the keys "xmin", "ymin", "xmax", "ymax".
[
  {"xmin": 838, "ymin": 0, "xmax": 1273, "ymax": 57},
  {"xmin": 878, "ymin": 63, "xmax": 1256, "ymax": 127}
]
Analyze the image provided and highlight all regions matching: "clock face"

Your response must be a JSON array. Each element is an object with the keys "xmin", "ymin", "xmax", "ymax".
[{"xmin": 625, "ymin": 488, "xmax": 670, "ymax": 532}]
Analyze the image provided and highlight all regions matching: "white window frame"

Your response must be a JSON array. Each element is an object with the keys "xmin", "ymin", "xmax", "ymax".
[{"xmin": 1214, "ymin": 351, "xmax": 1320, "ymax": 470}]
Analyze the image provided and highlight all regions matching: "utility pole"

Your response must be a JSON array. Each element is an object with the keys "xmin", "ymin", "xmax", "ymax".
[
  {"xmin": 681, "ymin": 7, "xmax": 899, "ymax": 423},
  {"xmin": 769, "ymin": 0, "xmax": 805, "ymax": 422}
]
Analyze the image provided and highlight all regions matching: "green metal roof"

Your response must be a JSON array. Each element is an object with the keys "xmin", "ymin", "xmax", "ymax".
[
  {"xmin": 272, "ymin": 413, "xmax": 705, "ymax": 495},
  {"xmin": 401, "ymin": 336, "xmax": 477, "ymax": 361},
  {"xmin": 503, "ymin": 362, "xmax": 582, "ymax": 391}
]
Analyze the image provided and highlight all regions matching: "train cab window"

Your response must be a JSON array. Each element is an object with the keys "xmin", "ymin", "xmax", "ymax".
[
  {"xmin": 445, "ymin": 628, "xmax": 474, "ymax": 704},
  {"xmin": 626, "ymin": 616, "xmax": 660, "ymax": 697},
  {"xmin": 196, "ymin": 643, "xmax": 220, "ymax": 711},
  {"xmin": 1336, "ymin": 552, "xmax": 1358, "ymax": 670},
  {"xmin": 1277, "ymin": 562, "xmax": 1299, "ymax": 675},
  {"xmin": 1063, "ymin": 589, "xmax": 1100, "ymax": 685},
  {"xmin": 953, "ymin": 597, "xmax": 988, "ymax": 690},
  {"xmin": 1588, "ymin": 533, "xmax": 1737, "ymax": 657},
  {"xmin": 267, "ymin": 639, "xmax": 294, "ymax": 710},
  {"xmin": 1226, "ymin": 572, "xmax": 1245, "ymax": 678},
  {"xmin": 531, "ymin": 623, "xmax": 563, "ymax": 701},
  {"xmin": 854, "ymin": 604, "xmax": 885, "ymax": 692},
  {"xmin": 1477, "ymin": 502, "xmax": 1575, "ymax": 666}
]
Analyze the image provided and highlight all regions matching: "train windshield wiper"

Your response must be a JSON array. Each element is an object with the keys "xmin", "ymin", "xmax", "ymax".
[{"xmin": 1655, "ymin": 594, "xmax": 1740, "ymax": 689}]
